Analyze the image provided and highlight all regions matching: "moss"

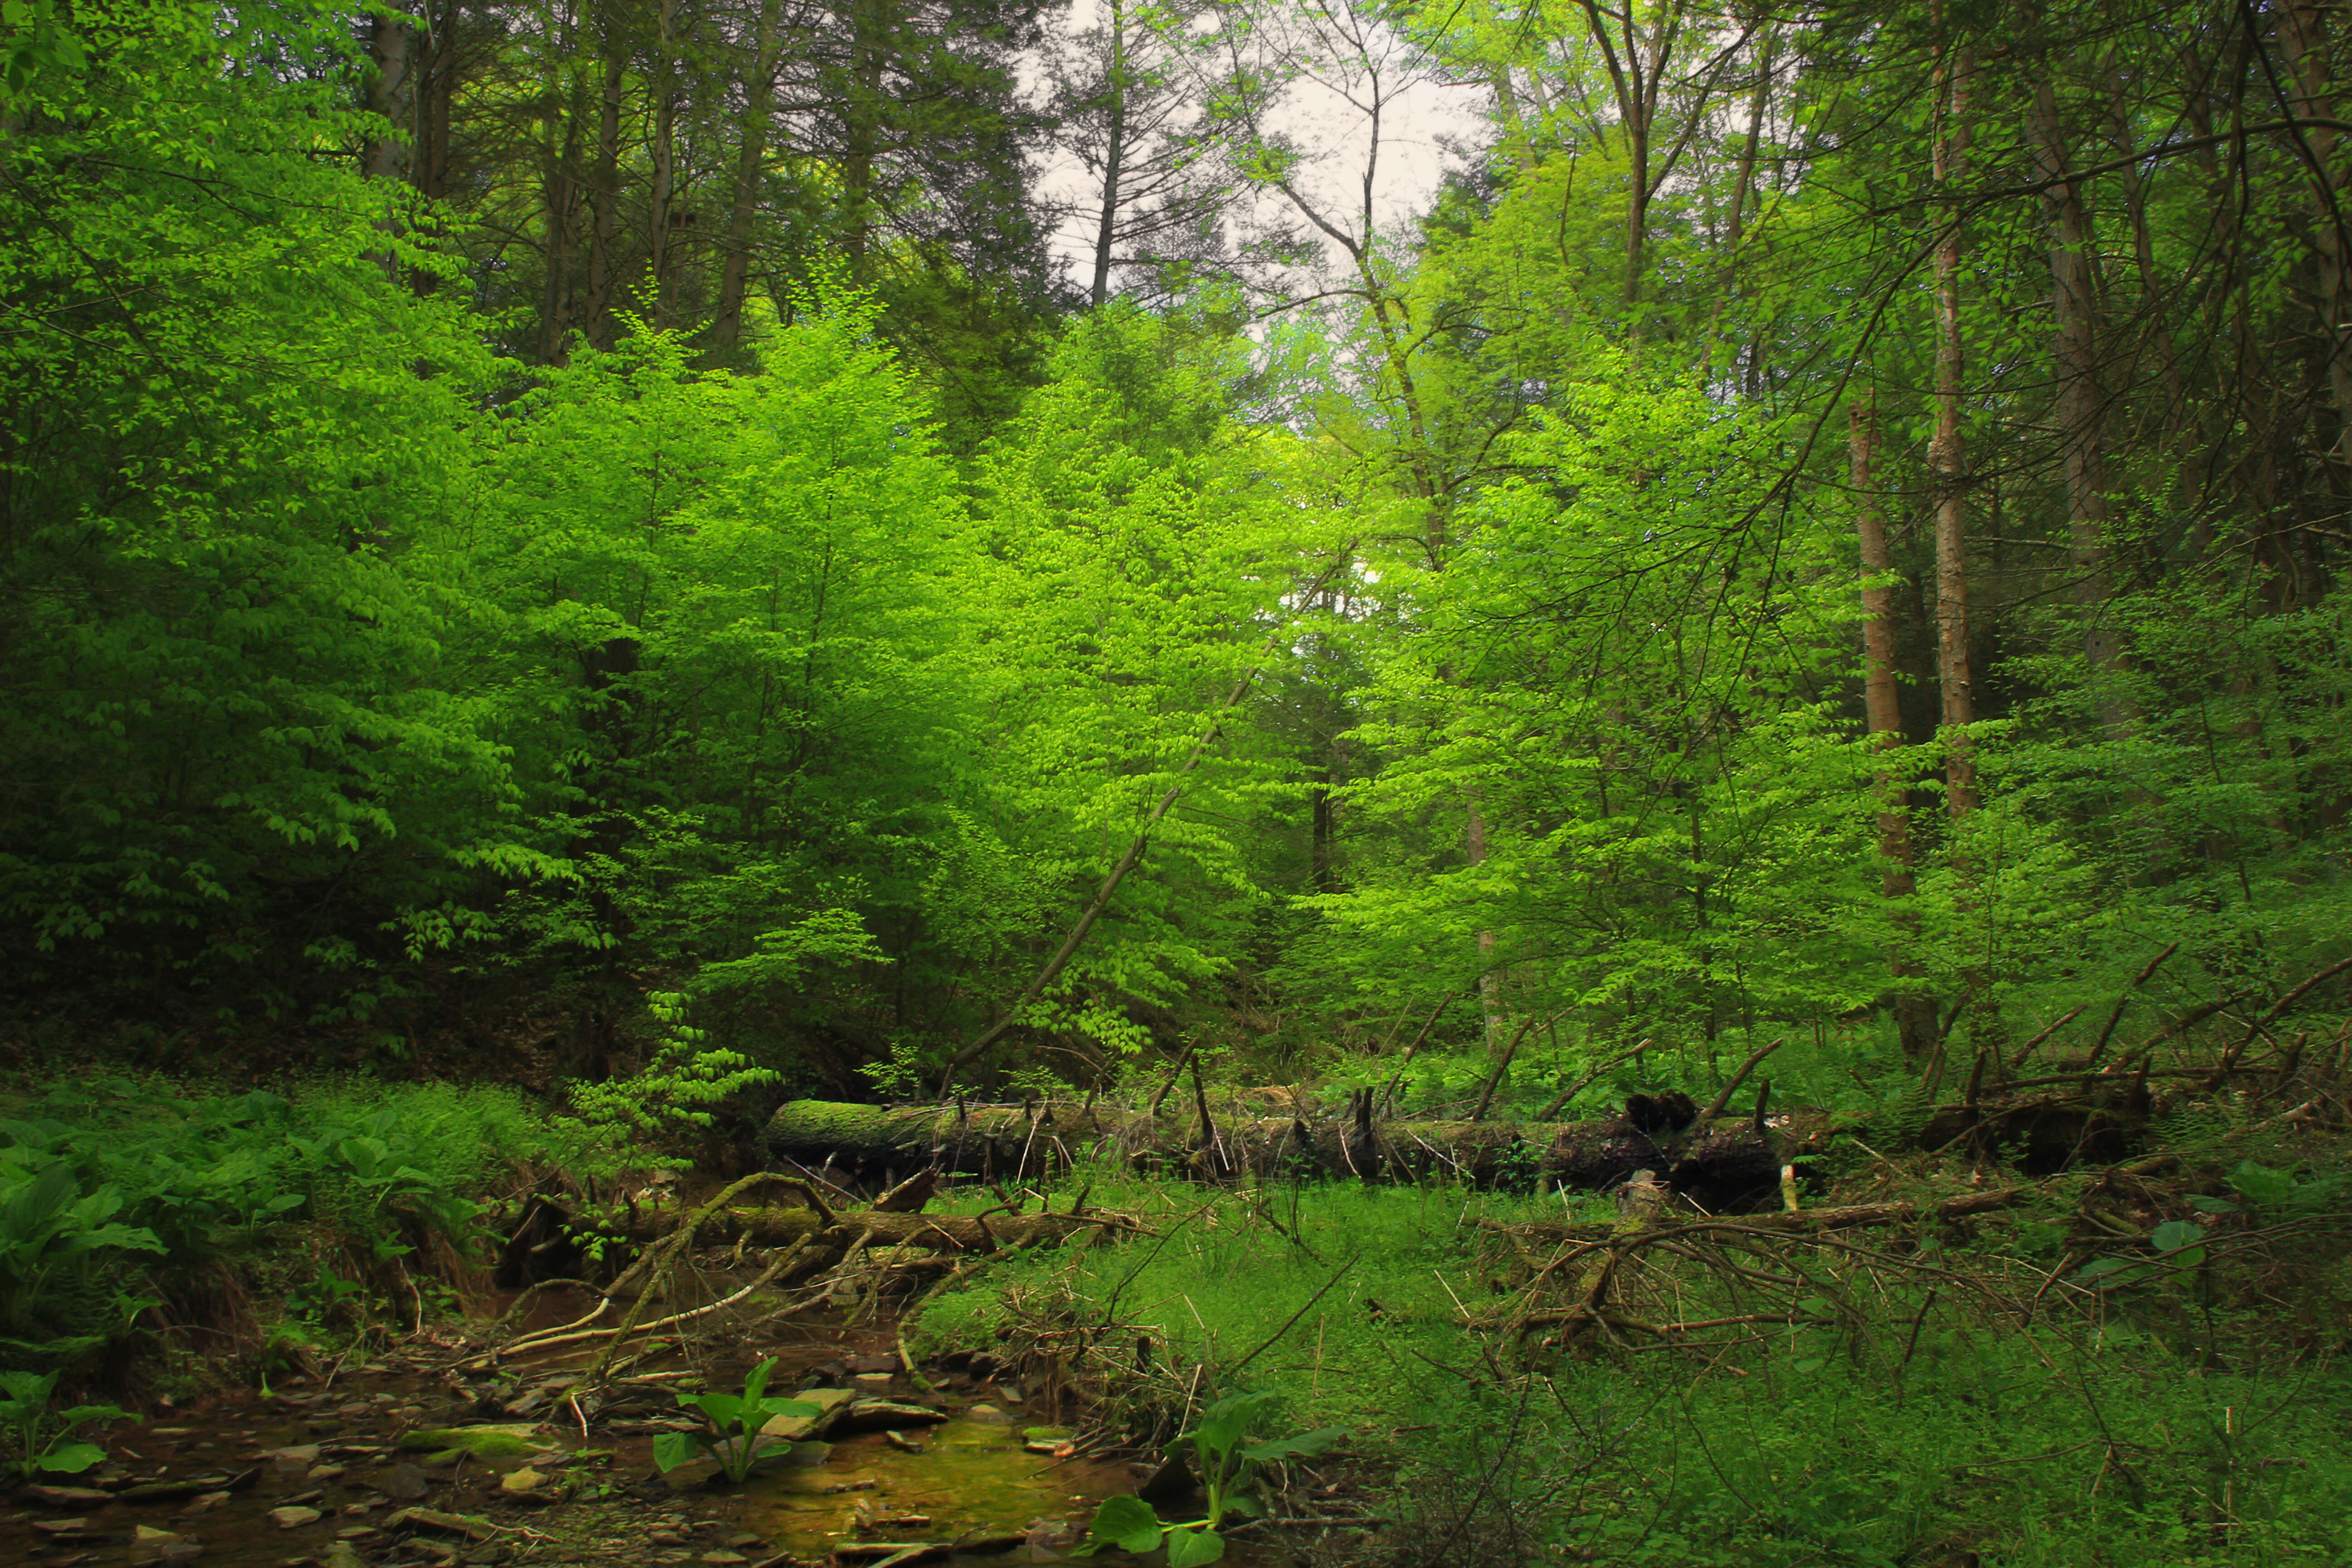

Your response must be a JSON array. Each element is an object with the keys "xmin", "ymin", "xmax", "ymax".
[{"xmin": 398, "ymin": 1425, "xmax": 556, "ymax": 1459}]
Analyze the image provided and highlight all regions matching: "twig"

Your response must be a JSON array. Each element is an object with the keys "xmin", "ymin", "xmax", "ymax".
[
  {"xmin": 1536, "ymin": 1041, "xmax": 1649, "ymax": 1122},
  {"xmin": 1700, "ymin": 1038, "xmax": 1786, "ymax": 1123},
  {"xmin": 2079, "ymin": 942, "xmax": 2181, "ymax": 1073}
]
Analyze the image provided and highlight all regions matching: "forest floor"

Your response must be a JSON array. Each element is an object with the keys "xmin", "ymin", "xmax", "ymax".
[{"xmin": 7, "ymin": 1073, "xmax": 2352, "ymax": 1568}]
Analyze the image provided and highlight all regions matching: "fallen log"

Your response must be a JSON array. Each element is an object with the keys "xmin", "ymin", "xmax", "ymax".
[{"xmin": 766, "ymin": 1098, "xmax": 1839, "ymax": 1210}]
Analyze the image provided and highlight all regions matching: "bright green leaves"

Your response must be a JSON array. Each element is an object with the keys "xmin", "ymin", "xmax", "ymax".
[
  {"xmin": 0, "ymin": 1369, "xmax": 132, "ymax": 1481},
  {"xmin": 1078, "ymin": 1390, "xmax": 1344, "ymax": 1568},
  {"xmin": 648, "ymin": 1360, "xmax": 818, "ymax": 1484}
]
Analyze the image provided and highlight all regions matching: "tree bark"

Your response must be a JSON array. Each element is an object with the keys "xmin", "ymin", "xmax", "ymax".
[
  {"xmin": 1851, "ymin": 398, "xmax": 1935, "ymax": 1064},
  {"xmin": 710, "ymin": 0, "xmax": 784, "ymax": 358},
  {"xmin": 766, "ymin": 1098, "xmax": 1833, "ymax": 1210},
  {"xmin": 1088, "ymin": 0, "xmax": 1129, "ymax": 307},
  {"xmin": 2277, "ymin": 3, "xmax": 2352, "ymax": 467},
  {"xmin": 2024, "ymin": 21, "xmax": 2135, "ymax": 735},
  {"xmin": 585, "ymin": 27, "xmax": 627, "ymax": 352},
  {"xmin": 1929, "ymin": 6, "xmax": 1978, "ymax": 821},
  {"xmin": 647, "ymin": 0, "xmax": 680, "ymax": 334}
]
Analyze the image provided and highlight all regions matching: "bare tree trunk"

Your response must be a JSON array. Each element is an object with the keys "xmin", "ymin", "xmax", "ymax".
[
  {"xmin": 537, "ymin": 64, "xmax": 585, "ymax": 365},
  {"xmin": 1702, "ymin": 21, "xmax": 1774, "ymax": 374},
  {"xmin": 647, "ymin": 0, "xmax": 679, "ymax": 333},
  {"xmin": 586, "ymin": 32, "xmax": 627, "ymax": 352},
  {"xmin": 710, "ymin": 0, "xmax": 784, "ymax": 357},
  {"xmin": 2025, "ymin": 26, "xmax": 2135, "ymax": 734},
  {"xmin": 363, "ymin": 5, "xmax": 416, "ymax": 281},
  {"xmin": 841, "ymin": 0, "xmax": 892, "ymax": 283},
  {"xmin": 1929, "ymin": 10, "xmax": 1978, "ymax": 823},
  {"xmin": 1852, "ymin": 399, "xmax": 1935, "ymax": 1064},
  {"xmin": 1088, "ymin": 0, "xmax": 1130, "ymax": 307},
  {"xmin": 2277, "ymin": 3, "xmax": 2352, "ymax": 465}
]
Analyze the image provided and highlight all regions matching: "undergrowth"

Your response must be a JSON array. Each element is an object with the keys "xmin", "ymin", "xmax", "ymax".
[
  {"xmin": 908, "ymin": 1150, "xmax": 2352, "ymax": 1567},
  {"xmin": 0, "ymin": 1075, "xmax": 632, "ymax": 1378}
]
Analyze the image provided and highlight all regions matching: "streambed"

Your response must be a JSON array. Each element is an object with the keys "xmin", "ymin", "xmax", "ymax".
[{"xmin": 4, "ymin": 1337, "xmax": 1289, "ymax": 1568}]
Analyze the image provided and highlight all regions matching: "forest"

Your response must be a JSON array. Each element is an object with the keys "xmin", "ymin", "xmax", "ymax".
[{"xmin": 3, "ymin": 0, "xmax": 2350, "ymax": 1564}]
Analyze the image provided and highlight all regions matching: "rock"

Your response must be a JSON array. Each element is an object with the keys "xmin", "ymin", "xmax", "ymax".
[
  {"xmin": 882, "ymin": 1431, "xmax": 925, "ymax": 1454},
  {"xmin": 756, "ymin": 1387, "xmax": 853, "ymax": 1443},
  {"xmin": 844, "ymin": 1354, "xmax": 898, "ymax": 1375},
  {"xmin": 964, "ymin": 1404, "xmax": 1007, "ymax": 1421},
  {"xmin": 725, "ymin": 1533, "xmax": 764, "ymax": 1548},
  {"xmin": 118, "ymin": 1470, "xmax": 253, "ymax": 1503},
  {"xmin": 24, "ymin": 1484, "xmax": 113, "ymax": 1506},
  {"xmin": 381, "ymin": 1462, "xmax": 431, "ymax": 1501},
  {"xmin": 850, "ymin": 1372, "xmax": 894, "ymax": 1393},
  {"xmin": 135, "ymin": 1525, "xmax": 184, "ymax": 1544},
  {"xmin": 274, "ymin": 1446, "xmax": 325, "ymax": 1473},
  {"xmin": 385, "ymin": 1507, "xmax": 498, "ymax": 1541},
  {"xmin": 176, "ymin": 1491, "xmax": 233, "ymax": 1518},
  {"xmin": 31, "ymin": 1517, "xmax": 100, "ymax": 1536},
  {"xmin": 699, "ymin": 1553, "xmax": 747, "ymax": 1565},
  {"xmin": 1024, "ymin": 1440, "xmax": 1072, "ymax": 1455},
  {"xmin": 500, "ymin": 1388, "xmax": 549, "ymax": 1419},
  {"xmin": 397, "ymin": 1426, "xmax": 554, "ymax": 1460},
  {"xmin": 834, "ymin": 1399, "xmax": 948, "ymax": 1435},
  {"xmin": 271, "ymin": 1506, "xmax": 324, "ymax": 1529},
  {"xmin": 157, "ymin": 1543, "xmax": 205, "ymax": 1566},
  {"xmin": 497, "ymin": 1467, "xmax": 565, "ymax": 1503},
  {"xmin": 648, "ymin": 1531, "xmax": 686, "ymax": 1547},
  {"xmin": 307, "ymin": 1464, "xmax": 348, "ymax": 1483},
  {"xmin": 321, "ymin": 1544, "xmax": 368, "ymax": 1568}
]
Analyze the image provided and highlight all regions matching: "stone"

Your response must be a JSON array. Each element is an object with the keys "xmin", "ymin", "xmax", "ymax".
[
  {"xmin": 834, "ymin": 1399, "xmax": 948, "ymax": 1435},
  {"xmin": 385, "ymin": 1507, "xmax": 498, "ymax": 1541},
  {"xmin": 274, "ymin": 1446, "xmax": 325, "ymax": 1473},
  {"xmin": 135, "ymin": 1526, "xmax": 183, "ymax": 1544},
  {"xmin": 647, "ymin": 1531, "xmax": 686, "ymax": 1547},
  {"xmin": 24, "ymin": 1484, "xmax": 113, "ymax": 1506},
  {"xmin": 882, "ymin": 1431, "xmax": 925, "ymax": 1454},
  {"xmin": 157, "ymin": 1544, "xmax": 206, "ymax": 1566},
  {"xmin": 725, "ymin": 1533, "xmax": 763, "ymax": 1548},
  {"xmin": 964, "ymin": 1404, "xmax": 1007, "ymax": 1421},
  {"xmin": 176, "ymin": 1492, "xmax": 233, "ymax": 1519},
  {"xmin": 756, "ymin": 1387, "xmax": 853, "ymax": 1443},
  {"xmin": 850, "ymin": 1372, "xmax": 893, "ymax": 1393},
  {"xmin": 698, "ymin": 1553, "xmax": 747, "ymax": 1565},
  {"xmin": 30, "ymin": 1517, "xmax": 99, "ymax": 1536},
  {"xmin": 272, "ymin": 1506, "xmax": 324, "ymax": 1529},
  {"xmin": 497, "ymin": 1467, "xmax": 565, "ymax": 1502},
  {"xmin": 307, "ymin": 1464, "xmax": 348, "ymax": 1483},
  {"xmin": 380, "ymin": 1462, "xmax": 431, "ymax": 1502}
]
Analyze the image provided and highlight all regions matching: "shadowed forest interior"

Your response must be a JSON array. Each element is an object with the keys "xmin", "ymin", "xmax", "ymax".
[{"xmin": 4, "ymin": 0, "xmax": 2352, "ymax": 1564}]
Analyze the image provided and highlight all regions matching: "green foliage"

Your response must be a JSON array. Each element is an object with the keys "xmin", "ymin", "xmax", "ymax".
[
  {"xmin": 0, "ymin": 1077, "xmax": 625, "ymax": 1357},
  {"xmin": 647, "ymin": 1359, "xmax": 818, "ymax": 1483},
  {"xmin": 0, "ymin": 1367, "xmax": 132, "ymax": 1480},
  {"xmin": 1079, "ymin": 1392, "xmax": 1346, "ymax": 1566}
]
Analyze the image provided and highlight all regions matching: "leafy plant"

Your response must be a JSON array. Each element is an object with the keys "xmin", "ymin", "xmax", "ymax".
[
  {"xmin": 648, "ymin": 1360, "xmax": 819, "ymax": 1483},
  {"xmin": 1078, "ymin": 1391, "xmax": 1345, "ymax": 1566},
  {"xmin": 0, "ymin": 1158, "xmax": 167, "ymax": 1334},
  {"xmin": 0, "ymin": 1368, "xmax": 132, "ymax": 1480}
]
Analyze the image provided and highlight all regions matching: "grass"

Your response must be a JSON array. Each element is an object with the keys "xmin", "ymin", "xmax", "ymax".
[{"xmin": 906, "ymin": 1154, "xmax": 2352, "ymax": 1567}]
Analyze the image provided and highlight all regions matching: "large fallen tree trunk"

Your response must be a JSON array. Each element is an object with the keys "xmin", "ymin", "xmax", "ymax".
[{"xmin": 766, "ymin": 1098, "xmax": 1842, "ymax": 1210}]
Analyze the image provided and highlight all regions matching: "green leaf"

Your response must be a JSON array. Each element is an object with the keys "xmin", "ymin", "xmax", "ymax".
[
  {"xmin": 650, "ymin": 1431, "xmax": 703, "ymax": 1473},
  {"xmin": 1237, "ymin": 1428, "xmax": 1347, "ymax": 1463},
  {"xmin": 1166, "ymin": 1524, "xmax": 1227, "ymax": 1567},
  {"xmin": 34, "ymin": 1442, "xmax": 107, "ymax": 1474},
  {"xmin": 2228, "ymin": 1161, "xmax": 2294, "ymax": 1207},
  {"xmin": 1080, "ymin": 1495, "xmax": 1166, "ymax": 1555},
  {"xmin": 2151, "ymin": 1221, "xmax": 2205, "ymax": 1254}
]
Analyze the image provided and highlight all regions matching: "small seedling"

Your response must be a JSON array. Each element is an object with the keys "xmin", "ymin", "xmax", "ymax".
[
  {"xmin": 649, "ymin": 1359, "xmax": 820, "ymax": 1483},
  {"xmin": 0, "ymin": 1368, "xmax": 133, "ymax": 1481},
  {"xmin": 1078, "ymin": 1391, "xmax": 1344, "ymax": 1566}
]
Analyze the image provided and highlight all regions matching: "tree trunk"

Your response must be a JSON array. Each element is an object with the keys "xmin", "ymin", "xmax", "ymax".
[
  {"xmin": 647, "ymin": 0, "xmax": 679, "ymax": 334},
  {"xmin": 2025, "ymin": 28, "xmax": 2134, "ymax": 734},
  {"xmin": 1089, "ymin": 0, "xmax": 1129, "ymax": 307},
  {"xmin": 2277, "ymin": 3, "xmax": 2352, "ymax": 466},
  {"xmin": 710, "ymin": 0, "xmax": 784, "ymax": 358},
  {"xmin": 1929, "ymin": 11, "xmax": 1977, "ymax": 822},
  {"xmin": 840, "ymin": 0, "xmax": 892, "ymax": 283},
  {"xmin": 586, "ymin": 35, "xmax": 627, "ymax": 352},
  {"xmin": 764, "ymin": 1098, "xmax": 1831, "ymax": 1210},
  {"xmin": 1852, "ymin": 399, "xmax": 1935, "ymax": 1063}
]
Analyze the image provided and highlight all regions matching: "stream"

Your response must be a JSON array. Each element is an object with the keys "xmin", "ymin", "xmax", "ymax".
[{"xmin": 4, "ymin": 1315, "xmax": 1291, "ymax": 1568}]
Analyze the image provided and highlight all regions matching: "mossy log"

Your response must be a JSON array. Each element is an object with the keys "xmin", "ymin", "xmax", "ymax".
[
  {"xmin": 666, "ymin": 1204, "xmax": 1129, "ymax": 1253},
  {"xmin": 764, "ymin": 1099, "xmax": 1839, "ymax": 1209}
]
